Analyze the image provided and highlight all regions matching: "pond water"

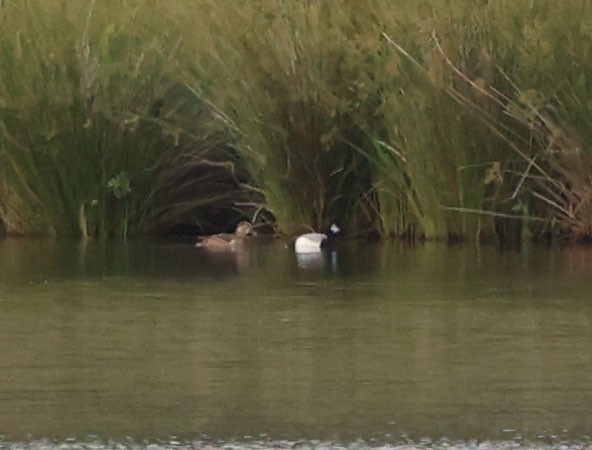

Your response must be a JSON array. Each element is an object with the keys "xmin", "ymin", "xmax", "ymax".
[{"xmin": 0, "ymin": 237, "xmax": 592, "ymax": 450}]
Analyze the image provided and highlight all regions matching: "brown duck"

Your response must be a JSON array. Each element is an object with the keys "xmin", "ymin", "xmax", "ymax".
[{"xmin": 195, "ymin": 221, "xmax": 256, "ymax": 252}]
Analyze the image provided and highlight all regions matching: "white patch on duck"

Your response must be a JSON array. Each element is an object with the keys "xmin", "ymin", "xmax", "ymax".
[{"xmin": 294, "ymin": 223, "xmax": 340, "ymax": 254}]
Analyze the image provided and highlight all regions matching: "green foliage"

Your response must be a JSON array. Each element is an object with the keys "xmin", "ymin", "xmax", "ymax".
[
  {"xmin": 174, "ymin": 0, "xmax": 508, "ymax": 238},
  {"xmin": 174, "ymin": 0, "xmax": 385, "ymax": 234},
  {"xmin": 0, "ymin": 0, "xmax": 245, "ymax": 237},
  {"xmin": 3, "ymin": 0, "xmax": 592, "ymax": 242}
]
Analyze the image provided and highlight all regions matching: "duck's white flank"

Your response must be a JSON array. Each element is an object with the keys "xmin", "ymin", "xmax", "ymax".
[{"xmin": 294, "ymin": 232, "xmax": 328, "ymax": 254}]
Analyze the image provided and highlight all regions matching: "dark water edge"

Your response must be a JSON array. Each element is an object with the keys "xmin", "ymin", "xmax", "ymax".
[{"xmin": 2, "ymin": 436, "xmax": 592, "ymax": 450}]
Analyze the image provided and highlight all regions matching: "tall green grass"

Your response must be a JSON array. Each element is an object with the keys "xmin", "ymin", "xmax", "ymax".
[
  {"xmin": 0, "ymin": 0, "xmax": 248, "ymax": 237},
  {"xmin": 3, "ymin": 0, "xmax": 592, "ymax": 242},
  {"xmin": 174, "ymin": 1, "xmax": 386, "ymax": 235},
  {"xmin": 175, "ymin": 0, "xmax": 592, "ymax": 241},
  {"xmin": 173, "ymin": 0, "xmax": 518, "ymax": 238}
]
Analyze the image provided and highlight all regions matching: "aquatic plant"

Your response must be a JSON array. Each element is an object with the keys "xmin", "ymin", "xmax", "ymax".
[
  {"xmin": 0, "ymin": 0, "xmax": 249, "ymax": 237},
  {"xmin": 174, "ymin": 0, "xmax": 531, "ymax": 239},
  {"xmin": 176, "ymin": 0, "xmax": 387, "ymax": 235},
  {"xmin": 496, "ymin": 2, "xmax": 592, "ymax": 241},
  {"xmin": 402, "ymin": 0, "xmax": 592, "ymax": 242},
  {"xmin": 4, "ymin": 0, "xmax": 592, "ymax": 243}
]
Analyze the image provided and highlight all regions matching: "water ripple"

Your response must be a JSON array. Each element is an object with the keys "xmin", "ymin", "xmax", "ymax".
[{"xmin": 1, "ymin": 439, "xmax": 591, "ymax": 450}]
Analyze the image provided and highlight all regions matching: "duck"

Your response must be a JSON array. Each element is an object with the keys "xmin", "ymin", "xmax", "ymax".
[
  {"xmin": 294, "ymin": 223, "xmax": 340, "ymax": 254},
  {"xmin": 195, "ymin": 221, "xmax": 256, "ymax": 252}
]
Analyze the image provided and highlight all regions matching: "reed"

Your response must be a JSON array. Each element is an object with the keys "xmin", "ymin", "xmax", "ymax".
[
  {"xmin": 407, "ymin": 0, "xmax": 592, "ymax": 241},
  {"xmin": 496, "ymin": 1, "xmax": 592, "ymax": 241},
  {"xmin": 175, "ymin": 0, "xmax": 529, "ymax": 239},
  {"xmin": 369, "ymin": 1, "xmax": 517, "ymax": 241},
  {"xmin": 4, "ymin": 0, "xmax": 592, "ymax": 242},
  {"xmin": 176, "ymin": 0, "xmax": 387, "ymax": 235},
  {"xmin": 0, "ymin": 0, "xmax": 246, "ymax": 237}
]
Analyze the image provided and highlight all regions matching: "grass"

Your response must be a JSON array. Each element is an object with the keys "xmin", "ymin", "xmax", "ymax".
[
  {"xmin": 173, "ymin": 1, "xmax": 385, "ymax": 235},
  {"xmin": 0, "ymin": 0, "xmax": 252, "ymax": 237},
  {"xmin": 175, "ymin": 0, "xmax": 512, "ymax": 238},
  {"xmin": 3, "ymin": 0, "xmax": 592, "ymax": 242}
]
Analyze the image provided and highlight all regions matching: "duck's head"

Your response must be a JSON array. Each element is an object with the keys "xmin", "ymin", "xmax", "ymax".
[
  {"xmin": 235, "ymin": 221, "xmax": 257, "ymax": 238},
  {"xmin": 320, "ymin": 223, "xmax": 341, "ymax": 238},
  {"xmin": 328, "ymin": 223, "xmax": 341, "ymax": 235}
]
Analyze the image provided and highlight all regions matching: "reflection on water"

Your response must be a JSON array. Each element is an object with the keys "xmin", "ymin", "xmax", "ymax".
[
  {"xmin": 295, "ymin": 250, "xmax": 339, "ymax": 271},
  {"xmin": 0, "ymin": 238, "xmax": 592, "ymax": 448}
]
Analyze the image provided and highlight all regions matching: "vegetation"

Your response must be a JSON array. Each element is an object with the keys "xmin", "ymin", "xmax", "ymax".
[
  {"xmin": 2, "ymin": 0, "xmax": 592, "ymax": 243},
  {"xmin": 0, "ymin": 0, "xmax": 253, "ymax": 237}
]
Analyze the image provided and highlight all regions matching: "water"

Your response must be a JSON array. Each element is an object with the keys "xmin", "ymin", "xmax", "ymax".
[{"xmin": 1, "ymin": 237, "xmax": 592, "ymax": 450}]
